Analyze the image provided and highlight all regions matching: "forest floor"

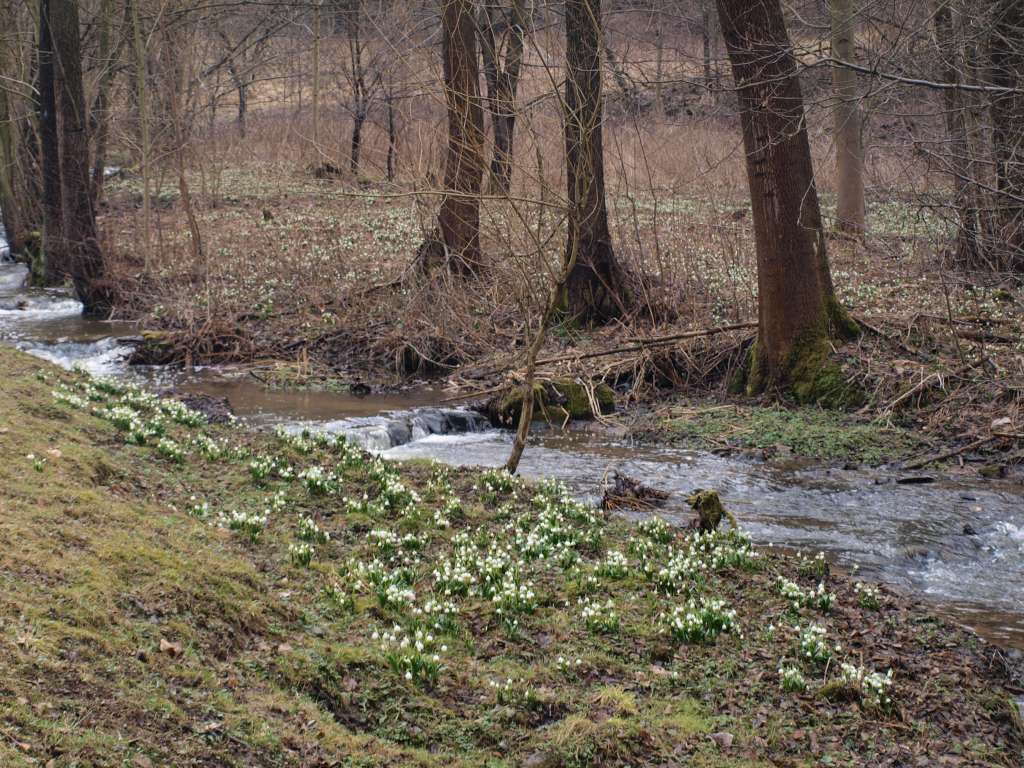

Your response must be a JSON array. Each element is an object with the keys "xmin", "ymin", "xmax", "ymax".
[
  {"xmin": 95, "ymin": 163, "xmax": 1024, "ymax": 472},
  {"xmin": 1, "ymin": 345, "xmax": 1022, "ymax": 767}
]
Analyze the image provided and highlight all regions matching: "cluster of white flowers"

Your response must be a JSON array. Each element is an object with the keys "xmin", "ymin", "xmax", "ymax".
[
  {"xmin": 854, "ymin": 582, "xmax": 881, "ymax": 610},
  {"xmin": 489, "ymin": 677, "xmax": 540, "ymax": 708},
  {"xmin": 374, "ymin": 625, "xmax": 446, "ymax": 685},
  {"xmin": 156, "ymin": 437, "xmax": 186, "ymax": 463},
  {"xmin": 476, "ymin": 468, "xmax": 517, "ymax": 500},
  {"xmin": 837, "ymin": 663, "xmax": 894, "ymax": 710},
  {"xmin": 579, "ymin": 596, "xmax": 619, "ymax": 634},
  {"xmin": 288, "ymin": 541, "xmax": 315, "ymax": 567},
  {"xmin": 778, "ymin": 663, "xmax": 807, "ymax": 692},
  {"xmin": 433, "ymin": 496, "xmax": 462, "ymax": 529},
  {"xmin": 298, "ymin": 465, "xmax": 339, "ymax": 496},
  {"xmin": 797, "ymin": 551, "xmax": 828, "ymax": 578},
  {"xmin": 158, "ymin": 398, "xmax": 205, "ymax": 427},
  {"xmin": 661, "ymin": 597, "xmax": 737, "ymax": 643},
  {"xmin": 777, "ymin": 578, "xmax": 835, "ymax": 613},
  {"xmin": 249, "ymin": 454, "xmax": 292, "ymax": 482},
  {"xmin": 191, "ymin": 434, "xmax": 226, "ymax": 460},
  {"xmin": 379, "ymin": 581, "xmax": 416, "ymax": 610},
  {"xmin": 297, "ymin": 515, "xmax": 330, "ymax": 544},
  {"xmin": 186, "ymin": 495, "xmax": 210, "ymax": 519},
  {"xmin": 412, "ymin": 597, "xmax": 460, "ymax": 634},
  {"xmin": 688, "ymin": 528, "xmax": 758, "ymax": 570},
  {"xmin": 221, "ymin": 509, "xmax": 269, "ymax": 542},
  {"xmin": 368, "ymin": 529, "xmax": 425, "ymax": 563},
  {"xmin": 797, "ymin": 624, "xmax": 837, "ymax": 665},
  {"xmin": 637, "ymin": 516, "xmax": 673, "ymax": 544},
  {"xmin": 556, "ymin": 656, "xmax": 584, "ymax": 674},
  {"xmin": 653, "ymin": 547, "xmax": 705, "ymax": 594},
  {"xmin": 274, "ymin": 426, "xmax": 317, "ymax": 455},
  {"xmin": 491, "ymin": 572, "xmax": 537, "ymax": 628},
  {"xmin": 595, "ymin": 550, "xmax": 630, "ymax": 579}
]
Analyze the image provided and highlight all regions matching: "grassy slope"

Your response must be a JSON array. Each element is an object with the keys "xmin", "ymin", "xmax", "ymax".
[{"xmin": 0, "ymin": 346, "xmax": 1019, "ymax": 767}]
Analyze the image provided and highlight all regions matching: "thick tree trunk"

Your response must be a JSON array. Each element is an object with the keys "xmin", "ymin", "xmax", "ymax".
[
  {"xmin": 418, "ymin": 0, "xmax": 485, "ymax": 275},
  {"xmin": 716, "ymin": 0, "xmax": 856, "ymax": 404},
  {"xmin": 831, "ymin": 0, "xmax": 865, "ymax": 235},
  {"xmin": 50, "ymin": 0, "xmax": 112, "ymax": 317},
  {"xmin": 131, "ymin": 0, "xmax": 152, "ymax": 270},
  {"xmin": 38, "ymin": 0, "xmax": 64, "ymax": 284},
  {"xmin": 562, "ymin": 0, "xmax": 630, "ymax": 324},
  {"xmin": 990, "ymin": 0, "xmax": 1024, "ymax": 268},
  {"xmin": 701, "ymin": 0, "xmax": 713, "ymax": 88}
]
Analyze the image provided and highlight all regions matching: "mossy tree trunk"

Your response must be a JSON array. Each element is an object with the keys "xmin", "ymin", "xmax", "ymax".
[
  {"xmin": 715, "ymin": 0, "xmax": 857, "ymax": 405},
  {"xmin": 562, "ymin": 0, "xmax": 631, "ymax": 324},
  {"xmin": 418, "ymin": 0, "xmax": 485, "ymax": 276}
]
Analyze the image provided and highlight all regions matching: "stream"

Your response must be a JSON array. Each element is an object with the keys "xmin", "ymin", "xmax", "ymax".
[{"xmin": 3, "ymin": 253, "xmax": 1024, "ymax": 652}]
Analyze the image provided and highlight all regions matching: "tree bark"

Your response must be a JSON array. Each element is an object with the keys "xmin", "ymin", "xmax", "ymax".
[
  {"xmin": 990, "ymin": 0, "xmax": 1024, "ymax": 268},
  {"xmin": 386, "ymin": 74, "xmax": 396, "ymax": 181},
  {"xmin": 418, "ymin": 0, "xmax": 485, "ymax": 275},
  {"xmin": 831, "ymin": 0, "xmax": 865, "ymax": 235},
  {"xmin": 562, "ymin": 0, "xmax": 629, "ymax": 324},
  {"xmin": 49, "ymin": 0, "xmax": 112, "ymax": 317},
  {"xmin": 479, "ymin": 1, "xmax": 525, "ymax": 193},
  {"xmin": 89, "ymin": 0, "xmax": 116, "ymax": 206},
  {"xmin": 131, "ymin": 0, "xmax": 152, "ymax": 270},
  {"xmin": 715, "ymin": 0, "xmax": 856, "ymax": 403},
  {"xmin": 38, "ymin": 0, "xmax": 64, "ymax": 284},
  {"xmin": 0, "ymin": 20, "xmax": 23, "ymax": 256},
  {"xmin": 935, "ymin": 1, "xmax": 988, "ymax": 268}
]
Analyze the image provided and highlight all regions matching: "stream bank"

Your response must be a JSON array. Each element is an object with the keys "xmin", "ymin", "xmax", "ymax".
[
  {"xmin": 2, "ymin": 255, "xmax": 1024, "ymax": 653},
  {"xmin": 0, "ymin": 345, "xmax": 1021, "ymax": 766}
]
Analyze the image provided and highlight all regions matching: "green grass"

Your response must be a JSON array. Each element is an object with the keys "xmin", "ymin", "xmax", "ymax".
[
  {"xmin": 657, "ymin": 403, "xmax": 924, "ymax": 464},
  {"xmin": 0, "ymin": 347, "xmax": 1018, "ymax": 767}
]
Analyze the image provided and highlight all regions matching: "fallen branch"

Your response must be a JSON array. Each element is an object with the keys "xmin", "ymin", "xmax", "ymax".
[{"xmin": 901, "ymin": 432, "xmax": 1023, "ymax": 470}]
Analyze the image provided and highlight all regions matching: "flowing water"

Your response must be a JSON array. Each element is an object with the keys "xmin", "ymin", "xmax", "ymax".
[{"xmin": 2, "ymin": 253, "xmax": 1023, "ymax": 651}]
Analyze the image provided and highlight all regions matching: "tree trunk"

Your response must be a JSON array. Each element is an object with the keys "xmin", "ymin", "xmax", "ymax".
[
  {"xmin": 715, "ymin": 0, "xmax": 857, "ymax": 405},
  {"xmin": 237, "ymin": 80, "xmax": 248, "ymax": 138},
  {"xmin": 831, "ymin": 0, "xmax": 865, "ymax": 235},
  {"xmin": 563, "ymin": 0, "xmax": 629, "ymax": 324},
  {"xmin": 701, "ymin": 0, "xmax": 713, "ymax": 88},
  {"xmin": 313, "ymin": 0, "xmax": 321, "ymax": 146},
  {"xmin": 50, "ymin": 0, "xmax": 112, "ymax": 317},
  {"xmin": 935, "ymin": 1, "xmax": 987, "ymax": 268},
  {"xmin": 990, "ymin": 0, "xmax": 1024, "ymax": 268},
  {"xmin": 350, "ymin": 109, "xmax": 365, "ymax": 176},
  {"xmin": 38, "ymin": 0, "xmax": 64, "ymax": 284},
  {"xmin": 131, "ymin": 0, "xmax": 151, "ymax": 270},
  {"xmin": 479, "ymin": 1, "xmax": 525, "ymax": 193},
  {"xmin": 0, "ymin": 24, "xmax": 23, "ymax": 256},
  {"xmin": 386, "ymin": 75, "xmax": 396, "ymax": 182},
  {"xmin": 89, "ymin": 0, "xmax": 116, "ymax": 206},
  {"xmin": 417, "ymin": 0, "xmax": 485, "ymax": 275}
]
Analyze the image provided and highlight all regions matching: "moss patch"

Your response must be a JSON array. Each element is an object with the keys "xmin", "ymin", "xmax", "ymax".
[
  {"xmin": 488, "ymin": 379, "xmax": 615, "ymax": 427},
  {"xmin": 654, "ymin": 403, "xmax": 923, "ymax": 464}
]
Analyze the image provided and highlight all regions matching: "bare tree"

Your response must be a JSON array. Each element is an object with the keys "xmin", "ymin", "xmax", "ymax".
[
  {"xmin": 831, "ymin": 0, "xmax": 865, "ymax": 235},
  {"xmin": 715, "ymin": 0, "xmax": 857, "ymax": 403},
  {"xmin": 562, "ymin": 0, "xmax": 631, "ymax": 324},
  {"xmin": 989, "ymin": 0, "xmax": 1024, "ymax": 267},
  {"xmin": 478, "ymin": 0, "xmax": 526, "ymax": 193},
  {"xmin": 417, "ymin": 0, "xmax": 485, "ymax": 275}
]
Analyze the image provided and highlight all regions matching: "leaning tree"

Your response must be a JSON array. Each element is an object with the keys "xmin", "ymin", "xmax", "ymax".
[{"xmin": 716, "ymin": 0, "xmax": 858, "ymax": 405}]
